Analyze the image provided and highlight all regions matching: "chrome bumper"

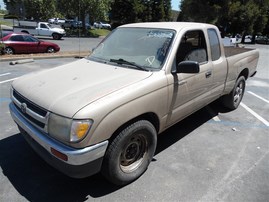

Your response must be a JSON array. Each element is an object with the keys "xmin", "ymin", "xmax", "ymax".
[{"xmin": 9, "ymin": 102, "xmax": 108, "ymax": 177}]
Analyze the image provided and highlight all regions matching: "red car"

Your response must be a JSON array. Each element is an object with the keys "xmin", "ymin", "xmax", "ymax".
[{"xmin": 1, "ymin": 33, "xmax": 60, "ymax": 54}]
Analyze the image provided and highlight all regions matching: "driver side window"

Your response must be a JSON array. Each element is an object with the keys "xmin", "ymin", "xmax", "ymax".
[
  {"xmin": 40, "ymin": 24, "xmax": 47, "ymax": 29},
  {"xmin": 176, "ymin": 30, "xmax": 208, "ymax": 64}
]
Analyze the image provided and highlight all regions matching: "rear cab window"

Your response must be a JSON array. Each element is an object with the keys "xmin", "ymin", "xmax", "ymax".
[{"xmin": 207, "ymin": 28, "xmax": 221, "ymax": 61}]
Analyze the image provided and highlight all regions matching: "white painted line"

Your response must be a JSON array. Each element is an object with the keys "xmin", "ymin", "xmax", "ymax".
[
  {"xmin": 206, "ymin": 105, "xmax": 221, "ymax": 122},
  {"xmin": 0, "ymin": 77, "xmax": 18, "ymax": 84},
  {"xmin": 0, "ymin": 73, "xmax": 11, "ymax": 77},
  {"xmin": 212, "ymin": 116, "xmax": 221, "ymax": 122},
  {"xmin": 240, "ymin": 102, "xmax": 269, "ymax": 127},
  {"xmin": 247, "ymin": 91, "xmax": 269, "ymax": 104}
]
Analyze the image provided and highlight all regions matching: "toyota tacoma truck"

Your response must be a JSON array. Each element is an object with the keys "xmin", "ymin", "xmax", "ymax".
[
  {"xmin": 9, "ymin": 22, "xmax": 259, "ymax": 185},
  {"xmin": 13, "ymin": 21, "xmax": 66, "ymax": 40}
]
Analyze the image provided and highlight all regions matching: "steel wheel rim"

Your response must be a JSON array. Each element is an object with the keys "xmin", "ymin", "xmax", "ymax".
[
  {"xmin": 5, "ymin": 48, "xmax": 13, "ymax": 55},
  {"xmin": 120, "ymin": 134, "xmax": 147, "ymax": 173},
  {"xmin": 234, "ymin": 81, "xmax": 244, "ymax": 105},
  {"xmin": 47, "ymin": 47, "xmax": 55, "ymax": 53}
]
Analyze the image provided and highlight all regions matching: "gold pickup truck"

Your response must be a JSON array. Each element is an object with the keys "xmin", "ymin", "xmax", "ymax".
[{"xmin": 9, "ymin": 22, "xmax": 259, "ymax": 185}]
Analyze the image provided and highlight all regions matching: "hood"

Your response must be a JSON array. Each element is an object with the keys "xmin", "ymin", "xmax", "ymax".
[
  {"xmin": 51, "ymin": 27, "xmax": 65, "ymax": 33},
  {"xmin": 12, "ymin": 58, "xmax": 152, "ymax": 117},
  {"xmin": 41, "ymin": 41, "xmax": 59, "ymax": 48}
]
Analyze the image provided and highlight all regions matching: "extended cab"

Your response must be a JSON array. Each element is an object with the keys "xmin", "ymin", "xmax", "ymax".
[
  {"xmin": 13, "ymin": 21, "xmax": 66, "ymax": 40},
  {"xmin": 9, "ymin": 22, "xmax": 259, "ymax": 185}
]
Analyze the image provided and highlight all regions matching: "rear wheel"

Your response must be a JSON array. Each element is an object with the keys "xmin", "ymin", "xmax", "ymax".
[
  {"xmin": 4, "ymin": 47, "xmax": 14, "ymax": 55},
  {"xmin": 222, "ymin": 76, "xmax": 246, "ymax": 110},
  {"xmin": 101, "ymin": 120, "xmax": 157, "ymax": 186}
]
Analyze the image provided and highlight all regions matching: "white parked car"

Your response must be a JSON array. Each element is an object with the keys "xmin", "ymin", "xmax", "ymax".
[
  {"xmin": 93, "ymin": 21, "xmax": 111, "ymax": 29},
  {"xmin": 48, "ymin": 18, "xmax": 65, "ymax": 25}
]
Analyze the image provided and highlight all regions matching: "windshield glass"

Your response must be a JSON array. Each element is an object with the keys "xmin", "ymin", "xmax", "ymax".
[{"xmin": 89, "ymin": 27, "xmax": 175, "ymax": 70}]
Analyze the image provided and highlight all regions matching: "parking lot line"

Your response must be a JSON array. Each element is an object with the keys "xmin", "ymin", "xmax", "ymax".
[
  {"xmin": 240, "ymin": 102, "xmax": 269, "ymax": 127},
  {"xmin": 0, "ymin": 78, "xmax": 18, "ymax": 84},
  {"xmin": 247, "ymin": 91, "xmax": 269, "ymax": 104},
  {"xmin": 0, "ymin": 73, "xmax": 11, "ymax": 77}
]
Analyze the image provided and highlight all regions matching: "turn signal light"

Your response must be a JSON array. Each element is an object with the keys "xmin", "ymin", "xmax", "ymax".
[{"xmin": 51, "ymin": 147, "xmax": 68, "ymax": 161}]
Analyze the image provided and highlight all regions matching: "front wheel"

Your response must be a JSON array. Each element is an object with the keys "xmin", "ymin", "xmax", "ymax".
[
  {"xmin": 221, "ymin": 76, "xmax": 246, "ymax": 110},
  {"xmin": 52, "ymin": 33, "xmax": 61, "ymax": 40},
  {"xmin": 47, "ymin": 47, "xmax": 55, "ymax": 53},
  {"xmin": 101, "ymin": 120, "xmax": 157, "ymax": 186}
]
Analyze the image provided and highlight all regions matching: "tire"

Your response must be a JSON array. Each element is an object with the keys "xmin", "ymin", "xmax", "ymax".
[
  {"xmin": 47, "ymin": 47, "xmax": 55, "ymax": 53},
  {"xmin": 4, "ymin": 47, "xmax": 14, "ymax": 55},
  {"xmin": 52, "ymin": 33, "xmax": 60, "ymax": 40},
  {"xmin": 222, "ymin": 76, "xmax": 246, "ymax": 110},
  {"xmin": 101, "ymin": 120, "xmax": 157, "ymax": 186}
]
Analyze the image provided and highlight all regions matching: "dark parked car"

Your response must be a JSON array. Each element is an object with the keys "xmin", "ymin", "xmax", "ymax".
[
  {"xmin": 1, "ymin": 33, "xmax": 60, "ymax": 54},
  {"xmin": 255, "ymin": 36, "xmax": 269, "ymax": 44},
  {"xmin": 63, "ymin": 20, "xmax": 90, "ymax": 29}
]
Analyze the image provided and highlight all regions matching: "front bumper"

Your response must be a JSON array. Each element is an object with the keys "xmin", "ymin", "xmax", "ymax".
[{"xmin": 9, "ymin": 102, "xmax": 108, "ymax": 178}]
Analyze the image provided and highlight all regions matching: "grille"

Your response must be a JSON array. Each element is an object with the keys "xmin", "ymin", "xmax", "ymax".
[
  {"xmin": 13, "ymin": 90, "xmax": 47, "ymax": 116},
  {"xmin": 12, "ymin": 89, "xmax": 49, "ymax": 131}
]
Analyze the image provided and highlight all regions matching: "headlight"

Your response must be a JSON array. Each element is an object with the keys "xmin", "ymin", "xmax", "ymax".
[
  {"xmin": 48, "ymin": 113, "xmax": 93, "ymax": 143},
  {"xmin": 70, "ymin": 120, "xmax": 92, "ymax": 142}
]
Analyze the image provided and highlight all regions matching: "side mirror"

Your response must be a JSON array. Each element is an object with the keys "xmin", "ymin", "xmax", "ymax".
[{"xmin": 172, "ymin": 61, "xmax": 200, "ymax": 74}]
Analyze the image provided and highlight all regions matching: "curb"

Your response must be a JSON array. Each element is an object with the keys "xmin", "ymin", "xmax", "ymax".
[
  {"xmin": 9, "ymin": 58, "xmax": 34, "ymax": 65},
  {"xmin": 0, "ymin": 52, "xmax": 89, "ymax": 62}
]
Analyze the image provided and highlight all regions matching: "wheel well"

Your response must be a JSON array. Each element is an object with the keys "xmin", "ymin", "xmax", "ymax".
[
  {"xmin": 109, "ymin": 112, "xmax": 160, "ymax": 142},
  {"xmin": 21, "ymin": 30, "xmax": 29, "ymax": 34},
  {"xmin": 238, "ymin": 68, "xmax": 249, "ymax": 80}
]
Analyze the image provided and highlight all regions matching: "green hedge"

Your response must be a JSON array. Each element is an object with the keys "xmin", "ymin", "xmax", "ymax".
[{"xmin": 65, "ymin": 28, "xmax": 110, "ymax": 38}]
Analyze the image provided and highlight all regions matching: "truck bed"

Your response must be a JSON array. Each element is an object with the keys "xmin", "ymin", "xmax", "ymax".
[
  {"xmin": 223, "ymin": 46, "xmax": 259, "ymax": 94},
  {"xmin": 224, "ymin": 47, "xmax": 255, "ymax": 57}
]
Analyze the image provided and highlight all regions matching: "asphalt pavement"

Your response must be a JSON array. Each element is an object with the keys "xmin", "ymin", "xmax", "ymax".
[{"xmin": 0, "ymin": 44, "xmax": 268, "ymax": 202}]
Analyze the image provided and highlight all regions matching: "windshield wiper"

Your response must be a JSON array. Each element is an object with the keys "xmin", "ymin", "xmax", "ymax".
[{"xmin": 110, "ymin": 58, "xmax": 148, "ymax": 71}]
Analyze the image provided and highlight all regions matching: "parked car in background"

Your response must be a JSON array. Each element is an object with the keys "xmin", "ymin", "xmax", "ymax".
[
  {"xmin": 13, "ymin": 21, "xmax": 65, "ymax": 40},
  {"xmin": 48, "ymin": 18, "xmax": 65, "ymax": 25},
  {"xmin": 48, "ymin": 18, "xmax": 56, "ymax": 24},
  {"xmin": 255, "ymin": 36, "xmax": 269, "ymax": 44},
  {"xmin": 62, "ymin": 19, "xmax": 75, "ymax": 28},
  {"xmin": 1, "ymin": 33, "xmax": 60, "ymax": 54},
  {"xmin": 93, "ymin": 21, "xmax": 111, "ymax": 29},
  {"xmin": 63, "ymin": 20, "xmax": 90, "ymax": 29}
]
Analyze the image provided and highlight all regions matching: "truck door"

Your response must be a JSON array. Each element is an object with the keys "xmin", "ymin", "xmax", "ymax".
[
  {"xmin": 38, "ymin": 23, "xmax": 50, "ymax": 36},
  {"xmin": 166, "ymin": 30, "xmax": 213, "ymax": 126}
]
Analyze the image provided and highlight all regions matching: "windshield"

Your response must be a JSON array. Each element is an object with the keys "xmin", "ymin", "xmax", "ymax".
[{"xmin": 89, "ymin": 27, "xmax": 175, "ymax": 70}]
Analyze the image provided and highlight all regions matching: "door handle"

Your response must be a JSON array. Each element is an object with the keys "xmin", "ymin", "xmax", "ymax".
[{"xmin": 205, "ymin": 71, "xmax": 212, "ymax": 78}]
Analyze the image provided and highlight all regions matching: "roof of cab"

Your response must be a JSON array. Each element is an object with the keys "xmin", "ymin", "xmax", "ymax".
[{"xmin": 119, "ymin": 22, "xmax": 217, "ymax": 32}]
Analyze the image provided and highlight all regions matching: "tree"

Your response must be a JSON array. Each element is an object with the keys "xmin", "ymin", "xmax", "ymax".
[
  {"xmin": 110, "ymin": 0, "xmax": 142, "ymax": 25},
  {"xmin": 110, "ymin": 0, "xmax": 171, "ymax": 27},
  {"xmin": 178, "ymin": 0, "xmax": 269, "ymax": 42},
  {"xmin": 23, "ymin": 0, "xmax": 58, "ymax": 20},
  {"xmin": 57, "ymin": 0, "xmax": 110, "ymax": 30}
]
